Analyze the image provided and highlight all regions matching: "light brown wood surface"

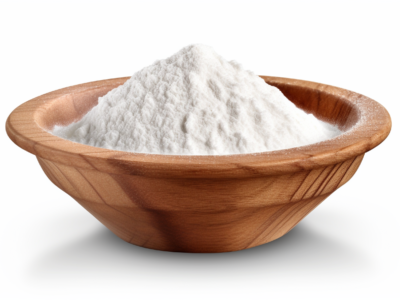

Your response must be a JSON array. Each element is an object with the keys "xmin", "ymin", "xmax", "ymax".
[{"xmin": 6, "ymin": 76, "xmax": 391, "ymax": 252}]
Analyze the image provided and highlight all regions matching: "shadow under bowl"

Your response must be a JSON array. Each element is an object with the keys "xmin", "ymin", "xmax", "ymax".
[{"xmin": 6, "ymin": 76, "xmax": 391, "ymax": 253}]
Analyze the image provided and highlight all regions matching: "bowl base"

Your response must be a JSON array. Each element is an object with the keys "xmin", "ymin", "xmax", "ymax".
[{"xmin": 74, "ymin": 194, "xmax": 329, "ymax": 253}]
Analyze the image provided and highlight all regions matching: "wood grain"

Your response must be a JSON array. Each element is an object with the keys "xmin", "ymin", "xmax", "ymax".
[{"xmin": 6, "ymin": 76, "xmax": 391, "ymax": 252}]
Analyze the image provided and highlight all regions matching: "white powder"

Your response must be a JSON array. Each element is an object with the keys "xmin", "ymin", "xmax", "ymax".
[{"xmin": 52, "ymin": 44, "xmax": 341, "ymax": 155}]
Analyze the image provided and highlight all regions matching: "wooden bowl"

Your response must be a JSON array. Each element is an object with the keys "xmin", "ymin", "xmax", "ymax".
[{"xmin": 6, "ymin": 76, "xmax": 391, "ymax": 253}]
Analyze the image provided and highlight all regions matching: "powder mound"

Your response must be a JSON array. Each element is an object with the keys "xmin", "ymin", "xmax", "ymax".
[{"xmin": 52, "ymin": 44, "xmax": 341, "ymax": 155}]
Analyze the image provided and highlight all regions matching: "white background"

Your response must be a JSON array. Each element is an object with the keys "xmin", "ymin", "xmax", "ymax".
[{"xmin": 1, "ymin": 1, "xmax": 399, "ymax": 299}]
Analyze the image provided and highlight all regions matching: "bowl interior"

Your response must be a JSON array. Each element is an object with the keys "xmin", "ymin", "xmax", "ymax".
[
  {"xmin": 35, "ymin": 85, "xmax": 112, "ymax": 130},
  {"xmin": 35, "ymin": 77, "xmax": 359, "ymax": 133},
  {"xmin": 272, "ymin": 81, "xmax": 359, "ymax": 131}
]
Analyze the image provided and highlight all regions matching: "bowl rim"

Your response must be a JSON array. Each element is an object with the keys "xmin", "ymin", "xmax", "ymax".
[{"xmin": 6, "ymin": 76, "xmax": 392, "ymax": 178}]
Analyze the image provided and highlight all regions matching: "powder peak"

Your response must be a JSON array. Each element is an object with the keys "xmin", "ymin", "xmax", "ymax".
[{"xmin": 52, "ymin": 44, "xmax": 341, "ymax": 155}]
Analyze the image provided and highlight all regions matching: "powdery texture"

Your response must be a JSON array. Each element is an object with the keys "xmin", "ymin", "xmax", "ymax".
[{"xmin": 52, "ymin": 44, "xmax": 341, "ymax": 155}]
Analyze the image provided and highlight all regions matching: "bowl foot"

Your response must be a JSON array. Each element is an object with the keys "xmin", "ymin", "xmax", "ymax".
[{"xmin": 74, "ymin": 194, "xmax": 329, "ymax": 253}]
